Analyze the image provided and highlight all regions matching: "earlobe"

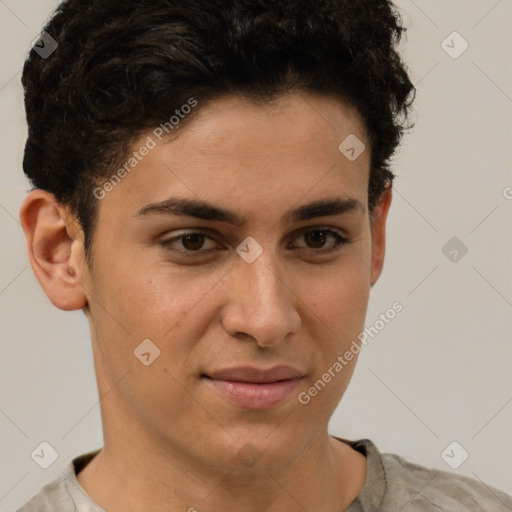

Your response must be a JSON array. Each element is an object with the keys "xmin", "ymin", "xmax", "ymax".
[
  {"xmin": 19, "ymin": 190, "xmax": 88, "ymax": 311},
  {"xmin": 369, "ymin": 186, "xmax": 392, "ymax": 287}
]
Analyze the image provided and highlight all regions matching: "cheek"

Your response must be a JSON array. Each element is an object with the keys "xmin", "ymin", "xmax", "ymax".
[
  {"xmin": 304, "ymin": 245, "xmax": 372, "ymax": 336},
  {"xmin": 309, "ymin": 267, "xmax": 369, "ymax": 324},
  {"xmin": 86, "ymin": 254, "xmax": 234, "ymax": 410},
  {"xmin": 293, "ymin": 244, "xmax": 372, "ymax": 408},
  {"xmin": 86, "ymin": 261, "xmax": 217, "ymax": 430},
  {"xmin": 91, "ymin": 242, "xmax": 220, "ymax": 336},
  {"xmin": 293, "ymin": 264, "xmax": 369, "ymax": 414}
]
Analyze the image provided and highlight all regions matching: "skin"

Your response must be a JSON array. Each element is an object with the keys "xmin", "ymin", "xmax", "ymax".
[{"xmin": 20, "ymin": 92, "xmax": 391, "ymax": 512}]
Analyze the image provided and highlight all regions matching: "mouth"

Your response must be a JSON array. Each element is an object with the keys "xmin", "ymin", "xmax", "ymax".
[{"xmin": 202, "ymin": 365, "xmax": 304, "ymax": 410}]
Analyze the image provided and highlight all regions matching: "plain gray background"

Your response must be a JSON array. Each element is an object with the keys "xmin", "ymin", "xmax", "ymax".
[{"xmin": 1, "ymin": 0, "xmax": 511, "ymax": 510}]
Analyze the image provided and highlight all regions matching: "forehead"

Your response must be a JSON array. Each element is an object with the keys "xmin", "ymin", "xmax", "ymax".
[
  {"xmin": 179, "ymin": 93, "xmax": 366, "ymax": 153},
  {"xmin": 96, "ymin": 92, "xmax": 370, "ymax": 223}
]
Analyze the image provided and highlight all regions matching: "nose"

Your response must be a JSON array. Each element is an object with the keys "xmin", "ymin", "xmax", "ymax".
[{"xmin": 220, "ymin": 245, "xmax": 301, "ymax": 348}]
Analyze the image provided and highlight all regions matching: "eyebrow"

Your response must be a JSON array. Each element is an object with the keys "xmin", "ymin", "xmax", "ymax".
[{"xmin": 135, "ymin": 196, "xmax": 364, "ymax": 226}]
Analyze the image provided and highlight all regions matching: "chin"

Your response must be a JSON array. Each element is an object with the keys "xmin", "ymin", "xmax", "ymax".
[{"xmin": 205, "ymin": 422, "xmax": 315, "ymax": 473}]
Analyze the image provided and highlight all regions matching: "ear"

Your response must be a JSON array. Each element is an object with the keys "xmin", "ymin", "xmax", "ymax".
[
  {"xmin": 19, "ymin": 189, "xmax": 88, "ymax": 311},
  {"xmin": 369, "ymin": 185, "xmax": 392, "ymax": 287}
]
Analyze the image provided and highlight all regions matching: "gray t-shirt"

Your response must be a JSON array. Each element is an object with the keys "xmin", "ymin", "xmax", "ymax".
[{"xmin": 16, "ymin": 438, "xmax": 512, "ymax": 511}]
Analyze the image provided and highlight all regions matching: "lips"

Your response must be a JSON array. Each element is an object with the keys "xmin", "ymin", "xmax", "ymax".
[
  {"xmin": 203, "ymin": 365, "xmax": 304, "ymax": 409},
  {"xmin": 206, "ymin": 365, "xmax": 304, "ymax": 383}
]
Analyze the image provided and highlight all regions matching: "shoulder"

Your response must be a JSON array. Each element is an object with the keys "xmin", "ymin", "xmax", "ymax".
[
  {"xmin": 16, "ymin": 449, "xmax": 102, "ymax": 512},
  {"xmin": 380, "ymin": 450, "xmax": 512, "ymax": 511},
  {"xmin": 15, "ymin": 474, "xmax": 73, "ymax": 512},
  {"xmin": 339, "ymin": 437, "xmax": 512, "ymax": 512}
]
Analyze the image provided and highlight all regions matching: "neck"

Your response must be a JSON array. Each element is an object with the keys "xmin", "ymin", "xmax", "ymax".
[{"xmin": 77, "ymin": 423, "xmax": 366, "ymax": 512}]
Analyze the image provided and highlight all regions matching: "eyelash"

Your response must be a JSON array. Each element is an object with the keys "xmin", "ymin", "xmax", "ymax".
[{"xmin": 159, "ymin": 228, "xmax": 350, "ymax": 257}]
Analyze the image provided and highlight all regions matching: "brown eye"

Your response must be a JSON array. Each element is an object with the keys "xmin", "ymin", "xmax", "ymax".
[
  {"xmin": 292, "ymin": 228, "xmax": 349, "ymax": 253},
  {"xmin": 160, "ymin": 231, "xmax": 218, "ymax": 253},
  {"xmin": 160, "ymin": 227, "xmax": 350, "ymax": 257},
  {"xmin": 181, "ymin": 233, "xmax": 207, "ymax": 251},
  {"xmin": 303, "ymin": 230, "xmax": 328, "ymax": 249}
]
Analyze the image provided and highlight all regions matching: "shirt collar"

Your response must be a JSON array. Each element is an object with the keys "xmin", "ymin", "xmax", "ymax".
[{"xmin": 62, "ymin": 438, "xmax": 387, "ymax": 512}]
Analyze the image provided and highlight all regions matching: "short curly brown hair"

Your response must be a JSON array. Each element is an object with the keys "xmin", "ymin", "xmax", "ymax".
[{"xmin": 21, "ymin": 0, "xmax": 416, "ymax": 262}]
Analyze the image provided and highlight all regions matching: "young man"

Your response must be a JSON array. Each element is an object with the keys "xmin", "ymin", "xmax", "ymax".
[{"xmin": 16, "ymin": 0, "xmax": 512, "ymax": 511}]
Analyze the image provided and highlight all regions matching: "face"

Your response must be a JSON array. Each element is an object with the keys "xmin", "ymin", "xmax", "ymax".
[{"xmin": 72, "ymin": 93, "xmax": 388, "ymax": 471}]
